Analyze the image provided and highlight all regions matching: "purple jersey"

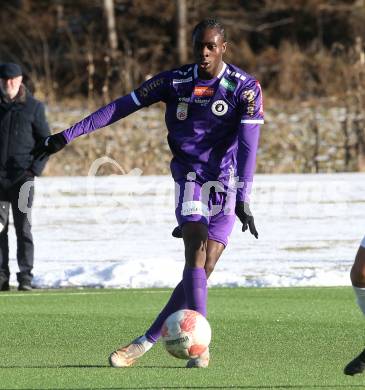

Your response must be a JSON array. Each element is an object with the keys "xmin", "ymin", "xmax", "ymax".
[{"xmin": 63, "ymin": 62, "xmax": 264, "ymax": 202}]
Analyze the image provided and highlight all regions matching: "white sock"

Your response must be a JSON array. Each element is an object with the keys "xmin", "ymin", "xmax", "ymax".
[
  {"xmin": 353, "ymin": 286, "xmax": 365, "ymax": 315},
  {"xmin": 138, "ymin": 335, "xmax": 154, "ymax": 352}
]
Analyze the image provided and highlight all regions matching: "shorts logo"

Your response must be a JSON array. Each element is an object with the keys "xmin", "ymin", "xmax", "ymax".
[
  {"xmin": 211, "ymin": 100, "xmax": 228, "ymax": 116},
  {"xmin": 194, "ymin": 86, "xmax": 214, "ymax": 97},
  {"xmin": 176, "ymin": 102, "xmax": 188, "ymax": 120},
  {"xmin": 181, "ymin": 201, "xmax": 209, "ymax": 216}
]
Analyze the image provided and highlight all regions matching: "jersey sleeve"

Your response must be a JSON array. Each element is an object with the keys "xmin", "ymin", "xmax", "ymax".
[
  {"xmin": 62, "ymin": 94, "xmax": 141, "ymax": 143},
  {"xmin": 236, "ymin": 80, "xmax": 264, "ymax": 202},
  {"xmin": 62, "ymin": 71, "xmax": 170, "ymax": 143},
  {"xmin": 240, "ymin": 79, "xmax": 264, "ymax": 125},
  {"xmin": 131, "ymin": 71, "xmax": 171, "ymax": 107}
]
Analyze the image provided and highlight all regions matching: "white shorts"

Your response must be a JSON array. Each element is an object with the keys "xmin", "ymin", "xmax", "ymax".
[{"xmin": 361, "ymin": 236, "xmax": 365, "ymax": 248}]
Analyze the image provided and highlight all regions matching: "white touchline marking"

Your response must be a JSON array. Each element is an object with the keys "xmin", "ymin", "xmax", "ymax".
[
  {"xmin": 0, "ymin": 291, "xmax": 113, "ymax": 298},
  {"xmin": 0, "ymin": 290, "xmax": 171, "ymax": 298}
]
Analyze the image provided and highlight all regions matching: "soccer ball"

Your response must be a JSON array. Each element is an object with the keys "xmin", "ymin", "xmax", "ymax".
[{"xmin": 161, "ymin": 309, "xmax": 211, "ymax": 359}]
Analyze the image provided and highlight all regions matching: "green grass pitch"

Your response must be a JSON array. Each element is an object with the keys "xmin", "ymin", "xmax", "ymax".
[{"xmin": 0, "ymin": 287, "xmax": 365, "ymax": 389}]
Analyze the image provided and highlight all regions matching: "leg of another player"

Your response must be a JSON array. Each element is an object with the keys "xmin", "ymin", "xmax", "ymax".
[
  {"xmin": 350, "ymin": 246, "xmax": 365, "ymax": 288},
  {"xmin": 344, "ymin": 242, "xmax": 365, "ymax": 375},
  {"xmin": 182, "ymin": 222, "xmax": 208, "ymax": 316}
]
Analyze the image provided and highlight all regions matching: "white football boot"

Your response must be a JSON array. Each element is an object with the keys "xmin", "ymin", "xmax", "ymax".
[
  {"xmin": 186, "ymin": 347, "xmax": 210, "ymax": 368},
  {"xmin": 109, "ymin": 335, "xmax": 152, "ymax": 367}
]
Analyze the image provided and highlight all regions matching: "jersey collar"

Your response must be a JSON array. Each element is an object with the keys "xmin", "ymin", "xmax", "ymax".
[{"xmin": 193, "ymin": 62, "xmax": 227, "ymax": 80}]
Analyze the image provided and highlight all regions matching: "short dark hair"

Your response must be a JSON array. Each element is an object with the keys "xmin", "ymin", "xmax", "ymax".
[{"xmin": 192, "ymin": 18, "xmax": 226, "ymax": 42}]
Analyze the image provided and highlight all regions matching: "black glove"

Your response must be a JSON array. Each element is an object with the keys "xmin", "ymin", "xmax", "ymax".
[
  {"xmin": 172, "ymin": 226, "xmax": 182, "ymax": 238},
  {"xmin": 235, "ymin": 201, "xmax": 258, "ymax": 239},
  {"xmin": 32, "ymin": 133, "xmax": 67, "ymax": 160}
]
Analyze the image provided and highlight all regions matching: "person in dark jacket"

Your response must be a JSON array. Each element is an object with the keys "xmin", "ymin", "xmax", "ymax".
[{"xmin": 0, "ymin": 62, "xmax": 50, "ymax": 291}]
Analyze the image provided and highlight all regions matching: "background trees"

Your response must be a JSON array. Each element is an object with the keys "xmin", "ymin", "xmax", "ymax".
[{"xmin": 0, "ymin": 0, "xmax": 364, "ymax": 174}]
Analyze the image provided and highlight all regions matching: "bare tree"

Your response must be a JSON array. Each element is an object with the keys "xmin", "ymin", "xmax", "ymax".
[
  {"xmin": 176, "ymin": 0, "xmax": 187, "ymax": 64},
  {"xmin": 103, "ymin": 0, "xmax": 118, "ymax": 60},
  {"xmin": 353, "ymin": 36, "xmax": 365, "ymax": 171}
]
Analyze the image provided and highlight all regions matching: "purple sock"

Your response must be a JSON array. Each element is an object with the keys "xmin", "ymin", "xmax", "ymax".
[
  {"xmin": 183, "ymin": 267, "xmax": 207, "ymax": 317},
  {"xmin": 145, "ymin": 280, "xmax": 186, "ymax": 343}
]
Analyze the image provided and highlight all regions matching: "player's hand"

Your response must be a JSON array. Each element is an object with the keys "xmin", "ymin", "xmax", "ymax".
[
  {"xmin": 235, "ymin": 201, "xmax": 258, "ymax": 239},
  {"xmin": 32, "ymin": 133, "xmax": 67, "ymax": 160},
  {"xmin": 172, "ymin": 226, "xmax": 182, "ymax": 238}
]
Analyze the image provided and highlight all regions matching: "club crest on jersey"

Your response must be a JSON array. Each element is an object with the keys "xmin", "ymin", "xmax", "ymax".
[
  {"xmin": 211, "ymin": 100, "xmax": 228, "ymax": 116},
  {"xmin": 176, "ymin": 102, "xmax": 188, "ymax": 120}
]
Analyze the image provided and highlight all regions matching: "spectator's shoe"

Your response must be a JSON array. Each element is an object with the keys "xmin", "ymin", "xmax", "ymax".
[
  {"xmin": 18, "ymin": 281, "xmax": 32, "ymax": 291},
  {"xmin": 109, "ymin": 336, "xmax": 149, "ymax": 367},
  {"xmin": 186, "ymin": 347, "xmax": 210, "ymax": 368},
  {"xmin": 16, "ymin": 272, "xmax": 33, "ymax": 291},
  {"xmin": 344, "ymin": 348, "xmax": 365, "ymax": 375},
  {"xmin": 0, "ymin": 279, "xmax": 10, "ymax": 291}
]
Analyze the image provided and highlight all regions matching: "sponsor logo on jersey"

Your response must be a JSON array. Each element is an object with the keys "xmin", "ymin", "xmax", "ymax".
[
  {"xmin": 242, "ymin": 89, "xmax": 256, "ymax": 116},
  {"xmin": 220, "ymin": 77, "xmax": 237, "ymax": 92},
  {"xmin": 173, "ymin": 77, "xmax": 193, "ymax": 84},
  {"xmin": 194, "ymin": 98, "xmax": 210, "ymax": 105},
  {"xmin": 176, "ymin": 102, "xmax": 188, "ymax": 121},
  {"xmin": 178, "ymin": 97, "xmax": 190, "ymax": 103},
  {"xmin": 193, "ymin": 86, "xmax": 214, "ymax": 97},
  {"xmin": 211, "ymin": 100, "xmax": 228, "ymax": 116},
  {"xmin": 138, "ymin": 78, "xmax": 164, "ymax": 98}
]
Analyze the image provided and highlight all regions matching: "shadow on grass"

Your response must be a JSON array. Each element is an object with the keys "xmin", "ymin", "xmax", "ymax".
[
  {"xmin": 0, "ymin": 367, "xmax": 363, "ymax": 389},
  {"xmin": 0, "ymin": 364, "xmax": 183, "ymax": 369}
]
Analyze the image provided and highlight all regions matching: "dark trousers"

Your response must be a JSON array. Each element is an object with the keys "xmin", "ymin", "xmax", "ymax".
[{"xmin": 0, "ymin": 177, "xmax": 34, "ymax": 283}]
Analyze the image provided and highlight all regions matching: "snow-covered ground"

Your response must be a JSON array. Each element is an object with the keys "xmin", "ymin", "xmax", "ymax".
[{"xmin": 6, "ymin": 173, "xmax": 365, "ymax": 288}]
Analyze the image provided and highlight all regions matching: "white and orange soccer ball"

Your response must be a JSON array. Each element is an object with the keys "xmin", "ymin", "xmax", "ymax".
[{"xmin": 161, "ymin": 309, "xmax": 211, "ymax": 359}]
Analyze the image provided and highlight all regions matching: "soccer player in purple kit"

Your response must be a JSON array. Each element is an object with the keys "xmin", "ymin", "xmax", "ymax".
[
  {"xmin": 33, "ymin": 19, "xmax": 264, "ymax": 368},
  {"xmin": 344, "ymin": 237, "xmax": 365, "ymax": 375}
]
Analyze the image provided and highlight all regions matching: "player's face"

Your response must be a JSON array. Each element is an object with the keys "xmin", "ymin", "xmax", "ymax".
[{"xmin": 193, "ymin": 28, "xmax": 227, "ymax": 79}]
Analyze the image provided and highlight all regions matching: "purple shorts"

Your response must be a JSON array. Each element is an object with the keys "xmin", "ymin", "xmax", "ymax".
[{"xmin": 175, "ymin": 179, "xmax": 236, "ymax": 247}]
